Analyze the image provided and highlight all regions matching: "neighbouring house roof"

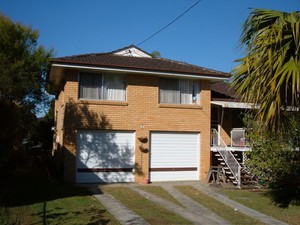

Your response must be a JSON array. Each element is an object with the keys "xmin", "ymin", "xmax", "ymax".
[
  {"xmin": 211, "ymin": 81, "xmax": 239, "ymax": 100},
  {"xmin": 211, "ymin": 81, "xmax": 259, "ymax": 109},
  {"xmin": 48, "ymin": 45, "xmax": 230, "ymax": 87}
]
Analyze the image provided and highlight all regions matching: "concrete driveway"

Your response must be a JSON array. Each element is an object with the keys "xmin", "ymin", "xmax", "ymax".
[{"xmin": 88, "ymin": 181, "xmax": 287, "ymax": 225}]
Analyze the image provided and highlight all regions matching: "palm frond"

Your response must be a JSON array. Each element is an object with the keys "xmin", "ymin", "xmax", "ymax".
[{"xmin": 231, "ymin": 8, "xmax": 300, "ymax": 132}]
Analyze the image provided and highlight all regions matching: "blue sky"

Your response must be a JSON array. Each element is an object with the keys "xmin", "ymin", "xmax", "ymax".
[{"xmin": 1, "ymin": 0, "xmax": 299, "ymax": 72}]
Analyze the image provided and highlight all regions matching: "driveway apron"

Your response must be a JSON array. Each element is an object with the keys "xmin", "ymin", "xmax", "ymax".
[
  {"xmin": 88, "ymin": 185, "xmax": 150, "ymax": 225},
  {"xmin": 88, "ymin": 183, "xmax": 288, "ymax": 225},
  {"xmin": 130, "ymin": 186, "xmax": 230, "ymax": 225}
]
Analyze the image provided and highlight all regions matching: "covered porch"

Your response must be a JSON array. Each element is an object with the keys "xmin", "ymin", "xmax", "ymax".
[
  {"xmin": 210, "ymin": 100, "xmax": 253, "ymax": 152},
  {"xmin": 208, "ymin": 82, "xmax": 257, "ymax": 187}
]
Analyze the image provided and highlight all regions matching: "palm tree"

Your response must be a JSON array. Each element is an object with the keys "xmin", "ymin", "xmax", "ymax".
[{"xmin": 231, "ymin": 9, "xmax": 300, "ymax": 131}]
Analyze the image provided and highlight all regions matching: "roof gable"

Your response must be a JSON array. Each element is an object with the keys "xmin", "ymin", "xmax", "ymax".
[{"xmin": 111, "ymin": 45, "xmax": 152, "ymax": 58}]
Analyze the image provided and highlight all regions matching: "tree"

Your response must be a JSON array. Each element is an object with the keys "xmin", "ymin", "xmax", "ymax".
[
  {"xmin": 243, "ymin": 114, "xmax": 300, "ymax": 207},
  {"xmin": 0, "ymin": 13, "xmax": 53, "ymax": 112},
  {"xmin": 231, "ymin": 9, "xmax": 300, "ymax": 131},
  {"xmin": 30, "ymin": 100, "xmax": 55, "ymax": 150},
  {"xmin": 151, "ymin": 50, "xmax": 161, "ymax": 58},
  {"xmin": 244, "ymin": 114, "xmax": 299, "ymax": 182},
  {"xmin": 0, "ymin": 13, "xmax": 53, "ymax": 179},
  {"xmin": 231, "ymin": 8, "xmax": 300, "ymax": 207}
]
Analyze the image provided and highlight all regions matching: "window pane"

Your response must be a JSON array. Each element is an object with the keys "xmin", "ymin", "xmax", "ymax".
[
  {"xmin": 79, "ymin": 73, "xmax": 102, "ymax": 99},
  {"xmin": 159, "ymin": 78, "xmax": 180, "ymax": 104},
  {"xmin": 159, "ymin": 78, "xmax": 200, "ymax": 104},
  {"xmin": 103, "ymin": 74, "xmax": 126, "ymax": 101},
  {"xmin": 179, "ymin": 80, "xmax": 193, "ymax": 104},
  {"xmin": 79, "ymin": 73, "xmax": 126, "ymax": 101},
  {"xmin": 192, "ymin": 81, "xmax": 200, "ymax": 104}
]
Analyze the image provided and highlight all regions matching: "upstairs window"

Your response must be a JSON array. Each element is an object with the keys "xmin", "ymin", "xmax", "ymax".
[
  {"xmin": 79, "ymin": 73, "xmax": 126, "ymax": 101},
  {"xmin": 159, "ymin": 78, "xmax": 200, "ymax": 104}
]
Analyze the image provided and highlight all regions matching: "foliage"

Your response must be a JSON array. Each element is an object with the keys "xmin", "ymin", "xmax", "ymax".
[
  {"xmin": 151, "ymin": 50, "xmax": 161, "ymax": 58},
  {"xmin": 0, "ymin": 13, "xmax": 54, "ymax": 181},
  {"xmin": 29, "ymin": 100, "xmax": 54, "ymax": 150},
  {"xmin": 243, "ymin": 113, "xmax": 300, "ymax": 207},
  {"xmin": 244, "ymin": 113, "xmax": 300, "ymax": 181},
  {"xmin": 0, "ymin": 13, "xmax": 53, "ymax": 112},
  {"xmin": 231, "ymin": 9, "xmax": 300, "ymax": 131}
]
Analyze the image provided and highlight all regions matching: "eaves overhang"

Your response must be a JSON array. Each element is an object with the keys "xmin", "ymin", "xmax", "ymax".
[{"xmin": 49, "ymin": 62, "xmax": 229, "ymax": 86}]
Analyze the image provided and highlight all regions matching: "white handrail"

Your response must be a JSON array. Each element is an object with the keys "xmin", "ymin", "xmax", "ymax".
[{"xmin": 211, "ymin": 128, "xmax": 241, "ymax": 188}]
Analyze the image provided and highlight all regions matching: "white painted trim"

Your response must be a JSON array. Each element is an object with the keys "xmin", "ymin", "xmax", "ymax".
[
  {"xmin": 114, "ymin": 47, "xmax": 152, "ymax": 58},
  {"xmin": 51, "ymin": 63, "xmax": 228, "ymax": 81},
  {"xmin": 197, "ymin": 133, "xmax": 201, "ymax": 180},
  {"xmin": 211, "ymin": 100, "xmax": 259, "ymax": 109}
]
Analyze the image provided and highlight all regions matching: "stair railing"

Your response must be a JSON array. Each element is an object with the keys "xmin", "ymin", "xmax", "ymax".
[{"xmin": 211, "ymin": 129, "xmax": 241, "ymax": 188}]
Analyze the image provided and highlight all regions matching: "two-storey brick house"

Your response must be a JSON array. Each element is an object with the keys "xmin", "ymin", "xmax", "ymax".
[{"xmin": 48, "ymin": 45, "xmax": 229, "ymax": 183}]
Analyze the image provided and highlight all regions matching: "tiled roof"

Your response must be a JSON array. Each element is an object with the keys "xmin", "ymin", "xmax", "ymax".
[
  {"xmin": 211, "ymin": 81, "xmax": 240, "ymax": 100},
  {"xmin": 51, "ymin": 51, "xmax": 230, "ymax": 78}
]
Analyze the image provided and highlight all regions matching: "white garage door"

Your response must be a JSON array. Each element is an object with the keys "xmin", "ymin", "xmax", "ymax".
[
  {"xmin": 150, "ymin": 132, "xmax": 200, "ymax": 182},
  {"xmin": 76, "ymin": 130, "xmax": 135, "ymax": 183}
]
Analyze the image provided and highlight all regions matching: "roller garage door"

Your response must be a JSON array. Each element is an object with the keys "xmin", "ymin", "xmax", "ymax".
[
  {"xmin": 150, "ymin": 132, "xmax": 200, "ymax": 182},
  {"xmin": 76, "ymin": 130, "xmax": 135, "ymax": 183}
]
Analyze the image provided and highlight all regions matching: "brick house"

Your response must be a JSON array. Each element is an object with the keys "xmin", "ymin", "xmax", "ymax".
[{"xmin": 48, "ymin": 45, "xmax": 229, "ymax": 183}]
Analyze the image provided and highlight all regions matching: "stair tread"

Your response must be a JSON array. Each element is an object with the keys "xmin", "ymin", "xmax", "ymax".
[
  {"xmin": 242, "ymin": 180, "xmax": 257, "ymax": 185},
  {"xmin": 242, "ymin": 175, "xmax": 253, "ymax": 179}
]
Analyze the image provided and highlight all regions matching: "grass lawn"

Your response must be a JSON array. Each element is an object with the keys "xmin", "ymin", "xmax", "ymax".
[
  {"xmin": 102, "ymin": 186, "xmax": 192, "ymax": 225},
  {"xmin": 176, "ymin": 186, "xmax": 265, "ymax": 225},
  {"xmin": 0, "ymin": 160, "xmax": 119, "ymax": 225},
  {"xmin": 137, "ymin": 185, "xmax": 184, "ymax": 207},
  {"xmin": 221, "ymin": 189, "xmax": 300, "ymax": 225}
]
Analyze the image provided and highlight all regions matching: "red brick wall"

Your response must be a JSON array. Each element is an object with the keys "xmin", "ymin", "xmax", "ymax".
[{"xmin": 54, "ymin": 69, "xmax": 212, "ymax": 183}]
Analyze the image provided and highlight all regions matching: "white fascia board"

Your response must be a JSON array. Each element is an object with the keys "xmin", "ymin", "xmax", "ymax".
[
  {"xmin": 211, "ymin": 100, "xmax": 259, "ymax": 109},
  {"xmin": 51, "ymin": 63, "xmax": 228, "ymax": 81}
]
